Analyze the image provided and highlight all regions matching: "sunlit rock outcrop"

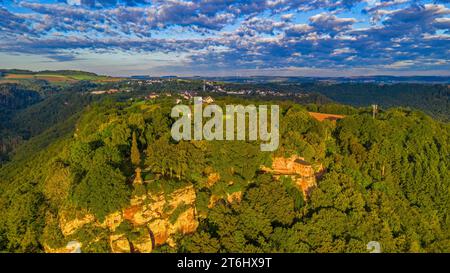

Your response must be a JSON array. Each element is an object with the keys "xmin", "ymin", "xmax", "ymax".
[
  {"xmin": 261, "ymin": 155, "xmax": 324, "ymax": 199},
  {"xmin": 52, "ymin": 184, "xmax": 198, "ymax": 253}
]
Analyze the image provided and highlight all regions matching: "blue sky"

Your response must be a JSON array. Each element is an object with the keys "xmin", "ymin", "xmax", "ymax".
[{"xmin": 0, "ymin": 0, "xmax": 449, "ymax": 76}]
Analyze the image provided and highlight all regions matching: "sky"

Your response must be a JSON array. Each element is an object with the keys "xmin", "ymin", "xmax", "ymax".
[{"xmin": 0, "ymin": 0, "xmax": 449, "ymax": 77}]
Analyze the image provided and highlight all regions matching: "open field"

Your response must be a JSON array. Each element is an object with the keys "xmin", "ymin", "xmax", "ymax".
[
  {"xmin": 308, "ymin": 111, "xmax": 345, "ymax": 122},
  {"xmin": 0, "ymin": 79, "xmax": 21, "ymax": 84},
  {"xmin": 4, "ymin": 74, "xmax": 77, "ymax": 83},
  {"xmin": 2, "ymin": 73, "xmax": 125, "ymax": 83}
]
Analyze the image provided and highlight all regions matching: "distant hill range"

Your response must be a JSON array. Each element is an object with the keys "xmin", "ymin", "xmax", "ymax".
[
  {"xmin": 0, "ymin": 69, "xmax": 98, "ymax": 76},
  {"xmin": 0, "ymin": 69, "xmax": 123, "ymax": 83},
  {"xmin": 187, "ymin": 75, "xmax": 450, "ymax": 84},
  {"xmin": 131, "ymin": 75, "xmax": 178, "ymax": 80},
  {"xmin": 4, "ymin": 69, "xmax": 448, "ymax": 84}
]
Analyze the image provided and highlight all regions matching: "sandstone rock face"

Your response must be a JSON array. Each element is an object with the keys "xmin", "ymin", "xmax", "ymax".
[
  {"xmin": 296, "ymin": 176, "xmax": 317, "ymax": 198},
  {"xmin": 111, "ymin": 185, "xmax": 198, "ymax": 253},
  {"xmin": 208, "ymin": 194, "xmax": 220, "ymax": 208},
  {"xmin": 59, "ymin": 210, "xmax": 95, "ymax": 236},
  {"xmin": 148, "ymin": 219, "xmax": 170, "ymax": 245},
  {"xmin": 110, "ymin": 230, "xmax": 154, "ymax": 253},
  {"xmin": 168, "ymin": 186, "xmax": 197, "ymax": 208},
  {"xmin": 44, "ymin": 241, "xmax": 82, "ymax": 253},
  {"xmin": 121, "ymin": 185, "xmax": 199, "ymax": 251},
  {"xmin": 173, "ymin": 207, "xmax": 198, "ymax": 234},
  {"xmin": 100, "ymin": 211, "xmax": 123, "ymax": 232},
  {"xmin": 110, "ymin": 234, "xmax": 131, "ymax": 253},
  {"xmin": 132, "ymin": 232, "xmax": 153, "ymax": 253},
  {"xmin": 226, "ymin": 191, "xmax": 242, "ymax": 204},
  {"xmin": 262, "ymin": 155, "xmax": 323, "ymax": 199},
  {"xmin": 263, "ymin": 155, "xmax": 315, "ymax": 177},
  {"xmin": 208, "ymin": 190, "xmax": 242, "ymax": 209},
  {"xmin": 147, "ymin": 207, "xmax": 199, "ymax": 248},
  {"xmin": 54, "ymin": 184, "xmax": 199, "ymax": 253},
  {"xmin": 206, "ymin": 172, "xmax": 220, "ymax": 188}
]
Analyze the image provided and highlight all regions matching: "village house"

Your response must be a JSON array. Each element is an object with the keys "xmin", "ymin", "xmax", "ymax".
[
  {"xmin": 203, "ymin": 96, "xmax": 214, "ymax": 104},
  {"xmin": 90, "ymin": 88, "xmax": 123, "ymax": 95},
  {"xmin": 146, "ymin": 93, "xmax": 159, "ymax": 100}
]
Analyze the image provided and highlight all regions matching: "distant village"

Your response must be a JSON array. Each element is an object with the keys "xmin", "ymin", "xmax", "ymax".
[{"xmin": 89, "ymin": 78, "xmax": 311, "ymax": 102}]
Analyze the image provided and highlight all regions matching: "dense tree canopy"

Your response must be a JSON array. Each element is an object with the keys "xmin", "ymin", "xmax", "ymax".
[{"xmin": 0, "ymin": 80, "xmax": 448, "ymax": 253}]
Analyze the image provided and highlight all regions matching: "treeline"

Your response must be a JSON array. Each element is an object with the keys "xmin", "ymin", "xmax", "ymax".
[
  {"xmin": 217, "ymin": 82, "xmax": 450, "ymax": 121},
  {"xmin": 305, "ymin": 83, "xmax": 450, "ymax": 121}
]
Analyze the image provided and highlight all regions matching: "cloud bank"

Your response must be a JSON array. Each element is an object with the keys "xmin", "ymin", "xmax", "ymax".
[{"xmin": 0, "ymin": 0, "xmax": 449, "ymax": 76}]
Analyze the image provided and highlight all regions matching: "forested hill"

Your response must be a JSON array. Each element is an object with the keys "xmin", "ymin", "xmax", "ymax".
[
  {"xmin": 0, "ymin": 94, "xmax": 448, "ymax": 253},
  {"xmin": 223, "ymin": 82, "xmax": 450, "ymax": 121},
  {"xmin": 307, "ymin": 83, "xmax": 450, "ymax": 122}
]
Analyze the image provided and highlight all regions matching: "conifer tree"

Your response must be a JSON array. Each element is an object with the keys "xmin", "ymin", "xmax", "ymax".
[{"xmin": 131, "ymin": 131, "xmax": 141, "ymax": 167}]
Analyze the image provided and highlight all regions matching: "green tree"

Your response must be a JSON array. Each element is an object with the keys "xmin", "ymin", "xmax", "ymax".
[
  {"xmin": 131, "ymin": 131, "xmax": 141, "ymax": 167},
  {"xmin": 4, "ymin": 185, "xmax": 46, "ymax": 252},
  {"xmin": 72, "ymin": 163, "xmax": 130, "ymax": 221}
]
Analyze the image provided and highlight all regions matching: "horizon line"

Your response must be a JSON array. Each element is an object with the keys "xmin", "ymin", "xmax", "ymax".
[{"xmin": 1, "ymin": 68, "xmax": 450, "ymax": 79}]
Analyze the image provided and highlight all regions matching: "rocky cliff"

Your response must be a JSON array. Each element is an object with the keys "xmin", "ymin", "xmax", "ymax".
[
  {"xmin": 47, "ymin": 155, "xmax": 322, "ymax": 253},
  {"xmin": 262, "ymin": 155, "xmax": 323, "ymax": 198},
  {"xmin": 50, "ymin": 184, "xmax": 198, "ymax": 253}
]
